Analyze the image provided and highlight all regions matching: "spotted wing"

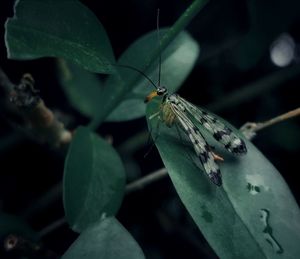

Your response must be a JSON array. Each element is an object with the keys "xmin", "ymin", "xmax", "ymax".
[
  {"xmin": 170, "ymin": 103, "xmax": 222, "ymax": 186},
  {"xmin": 178, "ymin": 96, "xmax": 247, "ymax": 155}
]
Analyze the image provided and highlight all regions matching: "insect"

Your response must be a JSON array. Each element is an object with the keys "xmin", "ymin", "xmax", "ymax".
[
  {"xmin": 145, "ymin": 86, "xmax": 247, "ymax": 186},
  {"xmin": 119, "ymin": 10, "xmax": 247, "ymax": 186}
]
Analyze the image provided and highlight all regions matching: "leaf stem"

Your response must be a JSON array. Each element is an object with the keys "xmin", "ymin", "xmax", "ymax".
[{"xmin": 88, "ymin": 0, "xmax": 209, "ymax": 130}]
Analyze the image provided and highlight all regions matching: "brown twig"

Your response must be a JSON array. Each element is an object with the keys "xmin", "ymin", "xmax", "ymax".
[
  {"xmin": 0, "ymin": 67, "xmax": 72, "ymax": 147},
  {"xmin": 241, "ymin": 107, "xmax": 300, "ymax": 140}
]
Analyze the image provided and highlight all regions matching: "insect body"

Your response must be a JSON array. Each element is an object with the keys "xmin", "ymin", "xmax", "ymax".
[{"xmin": 146, "ymin": 86, "xmax": 247, "ymax": 186}]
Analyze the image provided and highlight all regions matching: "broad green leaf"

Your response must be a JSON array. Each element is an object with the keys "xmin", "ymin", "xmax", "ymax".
[
  {"xmin": 57, "ymin": 59, "xmax": 103, "ymax": 118},
  {"xmin": 106, "ymin": 29, "xmax": 200, "ymax": 122},
  {"xmin": 0, "ymin": 213, "xmax": 38, "ymax": 241},
  {"xmin": 5, "ymin": 0, "xmax": 115, "ymax": 73},
  {"xmin": 146, "ymin": 97, "xmax": 300, "ymax": 259},
  {"xmin": 63, "ymin": 127, "xmax": 125, "ymax": 232},
  {"xmin": 62, "ymin": 217, "xmax": 145, "ymax": 259}
]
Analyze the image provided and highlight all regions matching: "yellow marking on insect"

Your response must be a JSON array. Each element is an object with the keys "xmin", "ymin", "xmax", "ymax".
[{"xmin": 145, "ymin": 90, "xmax": 159, "ymax": 103}]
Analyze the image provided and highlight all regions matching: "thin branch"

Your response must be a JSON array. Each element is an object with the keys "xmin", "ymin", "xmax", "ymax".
[
  {"xmin": 38, "ymin": 217, "xmax": 67, "ymax": 238},
  {"xmin": 126, "ymin": 168, "xmax": 168, "ymax": 194},
  {"xmin": 241, "ymin": 107, "xmax": 300, "ymax": 140}
]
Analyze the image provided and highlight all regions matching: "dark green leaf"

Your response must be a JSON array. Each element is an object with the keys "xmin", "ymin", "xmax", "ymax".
[
  {"xmin": 63, "ymin": 127, "xmax": 125, "ymax": 232},
  {"xmin": 106, "ymin": 29, "xmax": 200, "ymax": 122},
  {"xmin": 5, "ymin": 0, "xmax": 115, "ymax": 73},
  {"xmin": 57, "ymin": 60, "xmax": 103, "ymax": 118},
  {"xmin": 146, "ymin": 97, "xmax": 300, "ymax": 259},
  {"xmin": 62, "ymin": 217, "xmax": 145, "ymax": 259}
]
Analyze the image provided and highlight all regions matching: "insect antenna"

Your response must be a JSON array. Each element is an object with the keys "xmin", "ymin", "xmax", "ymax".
[
  {"xmin": 115, "ymin": 64, "xmax": 158, "ymax": 89},
  {"xmin": 156, "ymin": 8, "xmax": 162, "ymax": 87}
]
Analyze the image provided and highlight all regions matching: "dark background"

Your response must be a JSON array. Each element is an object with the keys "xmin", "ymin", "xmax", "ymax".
[{"xmin": 0, "ymin": 0, "xmax": 300, "ymax": 258}]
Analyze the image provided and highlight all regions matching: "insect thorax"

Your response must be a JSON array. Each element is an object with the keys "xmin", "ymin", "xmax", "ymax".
[{"xmin": 161, "ymin": 101, "xmax": 176, "ymax": 127}]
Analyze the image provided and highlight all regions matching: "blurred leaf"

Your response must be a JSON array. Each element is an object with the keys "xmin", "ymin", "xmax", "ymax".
[
  {"xmin": 63, "ymin": 127, "xmax": 125, "ymax": 232},
  {"xmin": 106, "ymin": 29, "xmax": 200, "ymax": 122},
  {"xmin": 5, "ymin": 0, "xmax": 115, "ymax": 73},
  {"xmin": 233, "ymin": 0, "xmax": 300, "ymax": 69},
  {"xmin": 88, "ymin": 0, "xmax": 208, "ymax": 128},
  {"xmin": 146, "ymin": 97, "xmax": 300, "ymax": 259},
  {"xmin": 0, "ymin": 213, "xmax": 38, "ymax": 241},
  {"xmin": 62, "ymin": 217, "xmax": 145, "ymax": 259},
  {"xmin": 57, "ymin": 59, "xmax": 103, "ymax": 118}
]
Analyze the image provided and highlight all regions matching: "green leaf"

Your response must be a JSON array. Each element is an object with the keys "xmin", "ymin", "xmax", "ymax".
[
  {"xmin": 63, "ymin": 127, "xmax": 125, "ymax": 232},
  {"xmin": 57, "ymin": 60, "xmax": 103, "ymax": 118},
  {"xmin": 105, "ymin": 29, "xmax": 200, "ymax": 122},
  {"xmin": 5, "ymin": 0, "xmax": 115, "ymax": 73},
  {"xmin": 0, "ymin": 213, "xmax": 38, "ymax": 241},
  {"xmin": 146, "ymin": 97, "xmax": 300, "ymax": 259},
  {"xmin": 62, "ymin": 217, "xmax": 145, "ymax": 259}
]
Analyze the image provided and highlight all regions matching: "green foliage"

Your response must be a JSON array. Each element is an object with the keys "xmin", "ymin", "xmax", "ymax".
[
  {"xmin": 62, "ymin": 217, "xmax": 145, "ymax": 259},
  {"xmin": 3, "ymin": 0, "xmax": 300, "ymax": 258},
  {"xmin": 58, "ymin": 30, "xmax": 199, "ymax": 121},
  {"xmin": 5, "ymin": 0, "xmax": 115, "ymax": 73},
  {"xmin": 63, "ymin": 127, "xmax": 125, "ymax": 232},
  {"xmin": 146, "ymin": 97, "xmax": 300, "ymax": 259}
]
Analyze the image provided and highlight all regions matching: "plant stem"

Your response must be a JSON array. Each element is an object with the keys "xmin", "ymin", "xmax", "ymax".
[
  {"xmin": 241, "ymin": 107, "xmax": 300, "ymax": 140},
  {"xmin": 38, "ymin": 217, "xmax": 66, "ymax": 238},
  {"xmin": 88, "ymin": 0, "xmax": 209, "ymax": 130},
  {"xmin": 126, "ymin": 168, "xmax": 168, "ymax": 194}
]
